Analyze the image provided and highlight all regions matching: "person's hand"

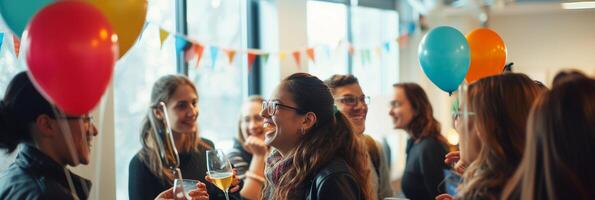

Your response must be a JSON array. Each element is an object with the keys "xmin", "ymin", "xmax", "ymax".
[
  {"xmin": 154, "ymin": 182, "xmax": 209, "ymax": 200},
  {"xmin": 445, "ymin": 151, "xmax": 466, "ymax": 174},
  {"xmin": 205, "ymin": 169, "xmax": 242, "ymax": 193},
  {"xmin": 188, "ymin": 182, "xmax": 209, "ymax": 200},
  {"xmin": 244, "ymin": 136, "xmax": 268, "ymax": 156},
  {"xmin": 444, "ymin": 151, "xmax": 460, "ymax": 166},
  {"xmin": 436, "ymin": 193, "xmax": 455, "ymax": 200}
]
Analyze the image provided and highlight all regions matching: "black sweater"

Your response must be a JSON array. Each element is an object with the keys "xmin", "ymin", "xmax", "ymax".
[
  {"xmin": 401, "ymin": 137, "xmax": 448, "ymax": 200},
  {"xmin": 128, "ymin": 139, "xmax": 241, "ymax": 200}
]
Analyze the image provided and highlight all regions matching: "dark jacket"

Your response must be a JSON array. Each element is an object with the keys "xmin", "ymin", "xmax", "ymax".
[
  {"xmin": 128, "ymin": 138, "xmax": 241, "ymax": 200},
  {"xmin": 0, "ymin": 145, "xmax": 92, "ymax": 200},
  {"xmin": 305, "ymin": 158, "xmax": 363, "ymax": 200},
  {"xmin": 401, "ymin": 137, "xmax": 448, "ymax": 200}
]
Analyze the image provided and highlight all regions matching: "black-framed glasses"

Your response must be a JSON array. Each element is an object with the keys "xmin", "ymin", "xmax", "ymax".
[
  {"xmin": 262, "ymin": 100, "xmax": 305, "ymax": 116},
  {"xmin": 335, "ymin": 95, "xmax": 370, "ymax": 106},
  {"xmin": 61, "ymin": 115, "xmax": 94, "ymax": 124}
]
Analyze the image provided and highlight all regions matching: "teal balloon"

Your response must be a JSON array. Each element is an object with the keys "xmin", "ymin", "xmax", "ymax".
[
  {"xmin": 418, "ymin": 26, "xmax": 470, "ymax": 93},
  {"xmin": 0, "ymin": 0, "xmax": 54, "ymax": 37}
]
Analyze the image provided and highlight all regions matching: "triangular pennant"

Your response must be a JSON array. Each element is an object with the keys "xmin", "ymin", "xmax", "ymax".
[
  {"xmin": 210, "ymin": 46, "xmax": 219, "ymax": 68},
  {"xmin": 225, "ymin": 49, "xmax": 237, "ymax": 64},
  {"xmin": 0, "ymin": 32, "xmax": 4, "ymax": 51},
  {"xmin": 184, "ymin": 44, "xmax": 196, "ymax": 62},
  {"xmin": 195, "ymin": 44, "xmax": 204, "ymax": 68},
  {"xmin": 247, "ymin": 53, "xmax": 257, "ymax": 71},
  {"xmin": 175, "ymin": 35, "xmax": 189, "ymax": 52},
  {"xmin": 306, "ymin": 48, "xmax": 316, "ymax": 63},
  {"xmin": 365, "ymin": 49, "xmax": 372, "ymax": 63},
  {"xmin": 348, "ymin": 45, "xmax": 355, "ymax": 55},
  {"xmin": 397, "ymin": 35, "xmax": 409, "ymax": 48},
  {"xmin": 279, "ymin": 52, "xmax": 286, "ymax": 61},
  {"xmin": 324, "ymin": 45, "xmax": 331, "ymax": 58},
  {"xmin": 292, "ymin": 51, "xmax": 301, "ymax": 68},
  {"xmin": 13, "ymin": 35, "xmax": 20, "ymax": 58},
  {"xmin": 159, "ymin": 28, "xmax": 169, "ymax": 47},
  {"xmin": 383, "ymin": 42, "xmax": 391, "ymax": 52},
  {"xmin": 261, "ymin": 53, "xmax": 270, "ymax": 64},
  {"xmin": 375, "ymin": 47, "xmax": 382, "ymax": 58}
]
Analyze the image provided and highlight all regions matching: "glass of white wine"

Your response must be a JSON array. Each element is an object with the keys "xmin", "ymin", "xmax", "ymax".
[{"xmin": 206, "ymin": 149, "xmax": 234, "ymax": 200}]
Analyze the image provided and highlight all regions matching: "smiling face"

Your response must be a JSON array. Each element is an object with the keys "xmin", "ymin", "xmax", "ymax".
[
  {"xmin": 260, "ymin": 84, "xmax": 305, "ymax": 154},
  {"xmin": 333, "ymin": 83, "xmax": 368, "ymax": 134},
  {"xmin": 166, "ymin": 84, "xmax": 199, "ymax": 135},
  {"xmin": 241, "ymin": 101, "xmax": 265, "ymax": 140},
  {"xmin": 389, "ymin": 87, "xmax": 416, "ymax": 130}
]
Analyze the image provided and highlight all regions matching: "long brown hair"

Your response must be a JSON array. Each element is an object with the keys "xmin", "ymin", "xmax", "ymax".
[
  {"xmin": 138, "ymin": 74, "xmax": 210, "ymax": 184},
  {"xmin": 501, "ymin": 76, "xmax": 595, "ymax": 200},
  {"xmin": 237, "ymin": 95, "xmax": 265, "ymax": 144},
  {"xmin": 393, "ymin": 83, "xmax": 447, "ymax": 144},
  {"xmin": 268, "ymin": 73, "xmax": 373, "ymax": 200},
  {"xmin": 458, "ymin": 73, "xmax": 544, "ymax": 200}
]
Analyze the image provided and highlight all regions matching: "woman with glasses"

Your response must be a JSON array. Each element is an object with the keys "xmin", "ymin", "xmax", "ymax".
[
  {"xmin": 324, "ymin": 74, "xmax": 393, "ymax": 199},
  {"xmin": 128, "ymin": 74, "xmax": 241, "ymax": 200},
  {"xmin": 437, "ymin": 73, "xmax": 545, "ymax": 200},
  {"xmin": 0, "ymin": 72, "xmax": 98, "ymax": 199},
  {"xmin": 261, "ymin": 73, "xmax": 373, "ymax": 200},
  {"xmin": 227, "ymin": 96, "xmax": 268, "ymax": 200},
  {"xmin": 389, "ymin": 82, "xmax": 449, "ymax": 200}
]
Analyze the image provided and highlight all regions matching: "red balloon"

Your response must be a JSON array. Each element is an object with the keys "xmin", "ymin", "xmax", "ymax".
[{"xmin": 25, "ymin": 1, "xmax": 118, "ymax": 115}]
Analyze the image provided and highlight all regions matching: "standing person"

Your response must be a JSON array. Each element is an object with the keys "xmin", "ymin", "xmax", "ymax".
[
  {"xmin": 0, "ymin": 72, "xmax": 97, "ymax": 199},
  {"xmin": 227, "ymin": 96, "xmax": 268, "ymax": 200},
  {"xmin": 261, "ymin": 73, "xmax": 373, "ymax": 200},
  {"xmin": 501, "ymin": 76, "xmax": 595, "ymax": 200},
  {"xmin": 324, "ymin": 74, "xmax": 393, "ymax": 199},
  {"xmin": 389, "ymin": 83, "xmax": 448, "ymax": 200},
  {"xmin": 438, "ymin": 73, "xmax": 544, "ymax": 200},
  {"xmin": 128, "ymin": 74, "xmax": 241, "ymax": 200}
]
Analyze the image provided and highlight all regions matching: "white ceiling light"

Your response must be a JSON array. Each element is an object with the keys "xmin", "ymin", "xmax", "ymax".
[{"xmin": 562, "ymin": 1, "xmax": 595, "ymax": 9}]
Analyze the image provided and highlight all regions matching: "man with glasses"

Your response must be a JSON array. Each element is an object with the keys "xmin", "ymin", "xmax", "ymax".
[{"xmin": 324, "ymin": 74, "xmax": 393, "ymax": 199}]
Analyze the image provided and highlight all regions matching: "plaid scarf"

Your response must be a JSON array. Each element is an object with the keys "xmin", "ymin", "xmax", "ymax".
[{"xmin": 262, "ymin": 150, "xmax": 302, "ymax": 199}]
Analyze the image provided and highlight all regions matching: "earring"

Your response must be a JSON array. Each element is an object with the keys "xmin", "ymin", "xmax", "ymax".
[{"xmin": 300, "ymin": 127, "xmax": 305, "ymax": 135}]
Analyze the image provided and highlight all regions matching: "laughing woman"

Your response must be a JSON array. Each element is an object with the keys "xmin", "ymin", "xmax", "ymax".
[{"xmin": 260, "ymin": 73, "xmax": 373, "ymax": 200}]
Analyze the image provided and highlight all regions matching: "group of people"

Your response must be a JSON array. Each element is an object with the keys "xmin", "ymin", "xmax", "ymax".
[{"xmin": 0, "ymin": 68, "xmax": 593, "ymax": 200}]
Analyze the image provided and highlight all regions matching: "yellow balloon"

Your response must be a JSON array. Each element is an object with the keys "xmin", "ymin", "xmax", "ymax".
[{"xmin": 88, "ymin": 0, "xmax": 147, "ymax": 58}]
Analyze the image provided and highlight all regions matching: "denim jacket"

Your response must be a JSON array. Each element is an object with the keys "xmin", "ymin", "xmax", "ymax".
[{"xmin": 0, "ymin": 145, "xmax": 92, "ymax": 200}]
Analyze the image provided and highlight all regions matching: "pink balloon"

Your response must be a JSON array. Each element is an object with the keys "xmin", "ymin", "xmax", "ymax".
[{"xmin": 25, "ymin": 1, "xmax": 118, "ymax": 115}]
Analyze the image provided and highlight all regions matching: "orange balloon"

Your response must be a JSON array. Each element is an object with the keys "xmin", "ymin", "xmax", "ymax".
[{"xmin": 465, "ymin": 28, "xmax": 507, "ymax": 83}]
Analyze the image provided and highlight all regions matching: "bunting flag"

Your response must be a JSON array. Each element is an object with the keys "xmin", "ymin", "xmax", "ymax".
[
  {"xmin": 261, "ymin": 53, "xmax": 270, "ymax": 64},
  {"xmin": 0, "ymin": 32, "xmax": 4, "ymax": 51},
  {"xmin": 306, "ymin": 48, "xmax": 315, "ymax": 63},
  {"xmin": 175, "ymin": 35, "xmax": 189, "ymax": 52},
  {"xmin": 348, "ymin": 45, "xmax": 355, "ymax": 55},
  {"xmin": 159, "ymin": 27, "xmax": 169, "ymax": 47},
  {"xmin": 324, "ymin": 46, "xmax": 331, "ymax": 58},
  {"xmin": 374, "ymin": 47, "xmax": 382, "ymax": 58},
  {"xmin": 397, "ymin": 34, "xmax": 409, "ymax": 48},
  {"xmin": 292, "ymin": 51, "xmax": 301, "ymax": 68},
  {"xmin": 383, "ymin": 42, "xmax": 391, "ymax": 52},
  {"xmin": 225, "ymin": 49, "xmax": 236, "ymax": 64},
  {"xmin": 13, "ymin": 36, "xmax": 20, "ymax": 58},
  {"xmin": 279, "ymin": 52, "xmax": 286, "ymax": 61},
  {"xmin": 184, "ymin": 44, "xmax": 196, "ymax": 62},
  {"xmin": 247, "ymin": 53, "xmax": 257, "ymax": 71},
  {"xmin": 365, "ymin": 49, "xmax": 372, "ymax": 63},
  {"xmin": 209, "ymin": 46, "xmax": 219, "ymax": 68},
  {"xmin": 194, "ymin": 43, "xmax": 204, "ymax": 68}
]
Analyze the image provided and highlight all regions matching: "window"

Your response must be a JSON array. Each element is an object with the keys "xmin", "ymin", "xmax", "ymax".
[
  {"xmin": 307, "ymin": 0, "xmax": 349, "ymax": 80},
  {"xmin": 0, "ymin": 19, "xmax": 26, "ymax": 171},
  {"xmin": 351, "ymin": 6, "xmax": 399, "ymax": 96},
  {"xmin": 114, "ymin": 0, "xmax": 176, "ymax": 199},
  {"xmin": 186, "ymin": 0, "xmax": 248, "ymax": 150}
]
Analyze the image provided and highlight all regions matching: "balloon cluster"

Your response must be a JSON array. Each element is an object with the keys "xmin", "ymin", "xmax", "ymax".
[
  {"xmin": 418, "ymin": 26, "xmax": 507, "ymax": 94},
  {"xmin": 0, "ymin": 0, "xmax": 147, "ymax": 115}
]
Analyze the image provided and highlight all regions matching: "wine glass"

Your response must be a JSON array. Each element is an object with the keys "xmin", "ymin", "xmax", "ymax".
[
  {"xmin": 206, "ymin": 149, "xmax": 233, "ymax": 200},
  {"xmin": 173, "ymin": 179, "xmax": 199, "ymax": 200}
]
